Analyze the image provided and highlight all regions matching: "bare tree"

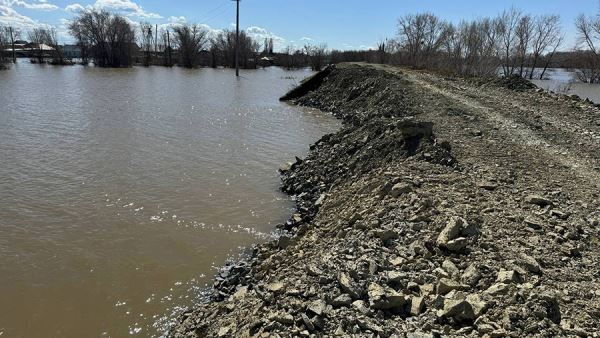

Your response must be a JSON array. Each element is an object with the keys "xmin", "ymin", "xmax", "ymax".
[
  {"xmin": 210, "ymin": 29, "xmax": 260, "ymax": 69},
  {"xmin": 28, "ymin": 28, "xmax": 50, "ymax": 63},
  {"xmin": 0, "ymin": 27, "xmax": 9, "ymax": 68},
  {"xmin": 159, "ymin": 28, "xmax": 173, "ymax": 67},
  {"xmin": 173, "ymin": 24, "xmax": 208, "ymax": 68},
  {"xmin": 528, "ymin": 15, "xmax": 562, "ymax": 79},
  {"xmin": 45, "ymin": 28, "xmax": 67, "ymax": 65},
  {"xmin": 515, "ymin": 15, "xmax": 534, "ymax": 77},
  {"xmin": 575, "ymin": 13, "xmax": 600, "ymax": 82},
  {"xmin": 139, "ymin": 22, "xmax": 153, "ymax": 66},
  {"xmin": 68, "ymin": 20, "xmax": 90, "ymax": 64},
  {"xmin": 2, "ymin": 26, "xmax": 19, "ymax": 64},
  {"xmin": 497, "ymin": 7, "xmax": 522, "ymax": 76},
  {"xmin": 263, "ymin": 37, "xmax": 274, "ymax": 55},
  {"xmin": 397, "ymin": 13, "xmax": 450, "ymax": 68},
  {"xmin": 68, "ymin": 9, "xmax": 136, "ymax": 67},
  {"xmin": 304, "ymin": 43, "xmax": 328, "ymax": 71}
]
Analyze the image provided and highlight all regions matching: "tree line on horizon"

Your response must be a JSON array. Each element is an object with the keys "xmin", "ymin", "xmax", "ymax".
[
  {"xmin": 321, "ymin": 7, "xmax": 600, "ymax": 83},
  {"xmin": 1, "ymin": 6, "xmax": 600, "ymax": 82},
  {"xmin": 0, "ymin": 8, "xmax": 328, "ymax": 71}
]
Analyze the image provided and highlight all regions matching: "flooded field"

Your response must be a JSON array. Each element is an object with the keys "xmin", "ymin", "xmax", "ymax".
[
  {"xmin": 530, "ymin": 68, "xmax": 600, "ymax": 103},
  {"xmin": 0, "ymin": 63, "xmax": 339, "ymax": 337}
]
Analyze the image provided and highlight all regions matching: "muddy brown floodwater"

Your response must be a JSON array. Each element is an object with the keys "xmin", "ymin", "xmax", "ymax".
[{"xmin": 0, "ymin": 63, "xmax": 340, "ymax": 337}]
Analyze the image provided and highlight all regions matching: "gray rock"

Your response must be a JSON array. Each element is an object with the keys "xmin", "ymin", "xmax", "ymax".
[
  {"xmin": 518, "ymin": 253, "xmax": 542, "ymax": 274},
  {"xmin": 437, "ymin": 278, "xmax": 465, "ymax": 294},
  {"xmin": 442, "ymin": 259, "xmax": 460, "ymax": 277},
  {"xmin": 439, "ymin": 299, "xmax": 475, "ymax": 321},
  {"xmin": 367, "ymin": 282, "xmax": 409, "ymax": 310},
  {"xmin": 351, "ymin": 300, "xmax": 371, "ymax": 315},
  {"xmin": 386, "ymin": 270, "xmax": 404, "ymax": 284},
  {"xmin": 524, "ymin": 218, "xmax": 543, "ymax": 230},
  {"xmin": 410, "ymin": 296, "xmax": 425, "ymax": 316},
  {"xmin": 301, "ymin": 313, "xmax": 315, "ymax": 332},
  {"xmin": 525, "ymin": 195, "xmax": 553, "ymax": 207},
  {"xmin": 331, "ymin": 294, "xmax": 352, "ymax": 307},
  {"xmin": 277, "ymin": 235, "xmax": 293, "ymax": 249},
  {"xmin": 375, "ymin": 229, "xmax": 398, "ymax": 241},
  {"xmin": 338, "ymin": 272, "xmax": 362, "ymax": 299},
  {"xmin": 390, "ymin": 182, "xmax": 413, "ymax": 197},
  {"xmin": 315, "ymin": 193, "xmax": 326, "ymax": 206},
  {"xmin": 436, "ymin": 217, "xmax": 464, "ymax": 247},
  {"xmin": 269, "ymin": 312, "xmax": 294, "ymax": 325},
  {"xmin": 466, "ymin": 294, "xmax": 487, "ymax": 317},
  {"xmin": 217, "ymin": 326, "xmax": 231, "ymax": 337},
  {"xmin": 266, "ymin": 281, "xmax": 285, "ymax": 293},
  {"xmin": 484, "ymin": 283, "xmax": 510, "ymax": 295},
  {"xmin": 445, "ymin": 237, "xmax": 469, "ymax": 252},
  {"xmin": 307, "ymin": 299, "xmax": 327, "ymax": 316},
  {"xmin": 476, "ymin": 181, "xmax": 497, "ymax": 190},
  {"xmin": 496, "ymin": 270, "xmax": 522, "ymax": 284},
  {"xmin": 461, "ymin": 264, "xmax": 482, "ymax": 286}
]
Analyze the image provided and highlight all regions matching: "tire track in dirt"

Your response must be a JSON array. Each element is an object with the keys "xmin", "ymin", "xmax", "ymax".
[{"xmin": 402, "ymin": 71, "xmax": 600, "ymax": 190}]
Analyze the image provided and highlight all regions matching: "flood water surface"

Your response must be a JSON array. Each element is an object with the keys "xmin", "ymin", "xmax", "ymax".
[
  {"xmin": 0, "ymin": 63, "xmax": 339, "ymax": 337},
  {"xmin": 530, "ymin": 68, "xmax": 600, "ymax": 103}
]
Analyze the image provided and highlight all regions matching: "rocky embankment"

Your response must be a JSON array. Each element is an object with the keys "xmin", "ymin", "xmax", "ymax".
[{"xmin": 171, "ymin": 63, "xmax": 600, "ymax": 337}]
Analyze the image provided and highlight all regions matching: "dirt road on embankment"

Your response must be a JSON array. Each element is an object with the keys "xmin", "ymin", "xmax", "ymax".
[{"xmin": 171, "ymin": 63, "xmax": 600, "ymax": 337}]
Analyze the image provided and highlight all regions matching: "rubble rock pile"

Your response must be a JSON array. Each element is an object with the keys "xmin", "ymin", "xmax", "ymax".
[{"xmin": 170, "ymin": 64, "xmax": 600, "ymax": 337}]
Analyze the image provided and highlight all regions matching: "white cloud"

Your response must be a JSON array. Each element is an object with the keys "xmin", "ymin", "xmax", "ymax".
[
  {"xmin": 245, "ymin": 25, "xmax": 286, "ymax": 51},
  {"xmin": 0, "ymin": 2, "xmax": 51, "ymax": 29},
  {"xmin": 300, "ymin": 36, "xmax": 314, "ymax": 42},
  {"xmin": 3, "ymin": 0, "xmax": 58, "ymax": 11},
  {"xmin": 91, "ymin": 0, "xmax": 162, "ymax": 19},
  {"xmin": 64, "ymin": 3, "xmax": 84, "ymax": 12},
  {"xmin": 168, "ymin": 15, "xmax": 186, "ymax": 25}
]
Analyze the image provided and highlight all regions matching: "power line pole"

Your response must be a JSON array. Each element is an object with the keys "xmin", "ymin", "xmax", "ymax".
[
  {"xmin": 9, "ymin": 26, "xmax": 16, "ymax": 63},
  {"xmin": 233, "ymin": 0, "xmax": 240, "ymax": 76}
]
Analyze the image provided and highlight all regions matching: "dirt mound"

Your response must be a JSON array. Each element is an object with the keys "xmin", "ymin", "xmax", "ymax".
[
  {"xmin": 496, "ymin": 74, "xmax": 537, "ymax": 91},
  {"xmin": 280, "ymin": 119, "xmax": 454, "ymax": 230},
  {"xmin": 282, "ymin": 64, "xmax": 420, "ymax": 125}
]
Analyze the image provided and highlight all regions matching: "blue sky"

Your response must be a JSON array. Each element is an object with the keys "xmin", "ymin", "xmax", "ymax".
[{"xmin": 0, "ymin": 0, "xmax": 597, "ymax": 51}]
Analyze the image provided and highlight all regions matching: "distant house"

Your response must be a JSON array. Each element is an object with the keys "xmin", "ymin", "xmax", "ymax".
[
  {"xmin": 24, "ymin": 43, "xmax": 55, "ymax": 51},
  {"xmin": 259, "ymin": 56, "xmax": 275, "ymax": 67},
  {"xmin": 62, "ymin": 45, "xmax": 81, "ymax": 59}
]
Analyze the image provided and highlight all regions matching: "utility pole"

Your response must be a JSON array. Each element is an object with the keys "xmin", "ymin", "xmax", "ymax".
[
  {"xmin": 233, "ymin": 0, "xmax": 240, "ymax": 76},
  {"xmin": 167, "ymin": 29, "xmax": 171, "ymax": 66},
  {"xmin": 9, "ymin": 26, "xmax": 16, "ymax": 63}
]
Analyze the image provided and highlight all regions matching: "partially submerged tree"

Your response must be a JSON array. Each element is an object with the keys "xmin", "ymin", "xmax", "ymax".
[
  {"xmin": 304, "ymin": 43, "xmax": 328, "ymax": 71},
  {"xmin": 172, "ymin": 24, "xmax": 208, "ymax": 68},
  {"xmin": 0, "ymin": 27, "xmax": 9, "ymax": 69},
  {"xmin": 45, "ymin": 28, "xmax": 67, "ymax": 65},
  {"xmin": 529, "ymin": 15, "xmax": 562, "ymax": 79},
  {"xmin": 515, "ymin": 15, "xmax": 534, "ymax": 77},
  {"xmin": 497, "ymin": 7, "xmax": 522, "ymax": 76},
  {"xmin": 575, "ymin": 13, "xmax": 600, "ymax": 83},
  {"xmin": 160, "ymin": 28, "xmax": 173, "ymax": 67},
  {"xmin": 210, "ymin": 29, "xmax": 260, "ymax": 69},
  {"xmin": 68, "ymin": 9, "xmax": 136, "ymax": 67},
  {"xmin": 1, "ymin": 25, "xmax": 19, "ymax": 64},
  {"xmin": 28, "ymin": 28, "xmax": 50, "ymax": 63},
  {"xmin": 139, "ymin": 22, "xmax": 154, "ymax": 66}
]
